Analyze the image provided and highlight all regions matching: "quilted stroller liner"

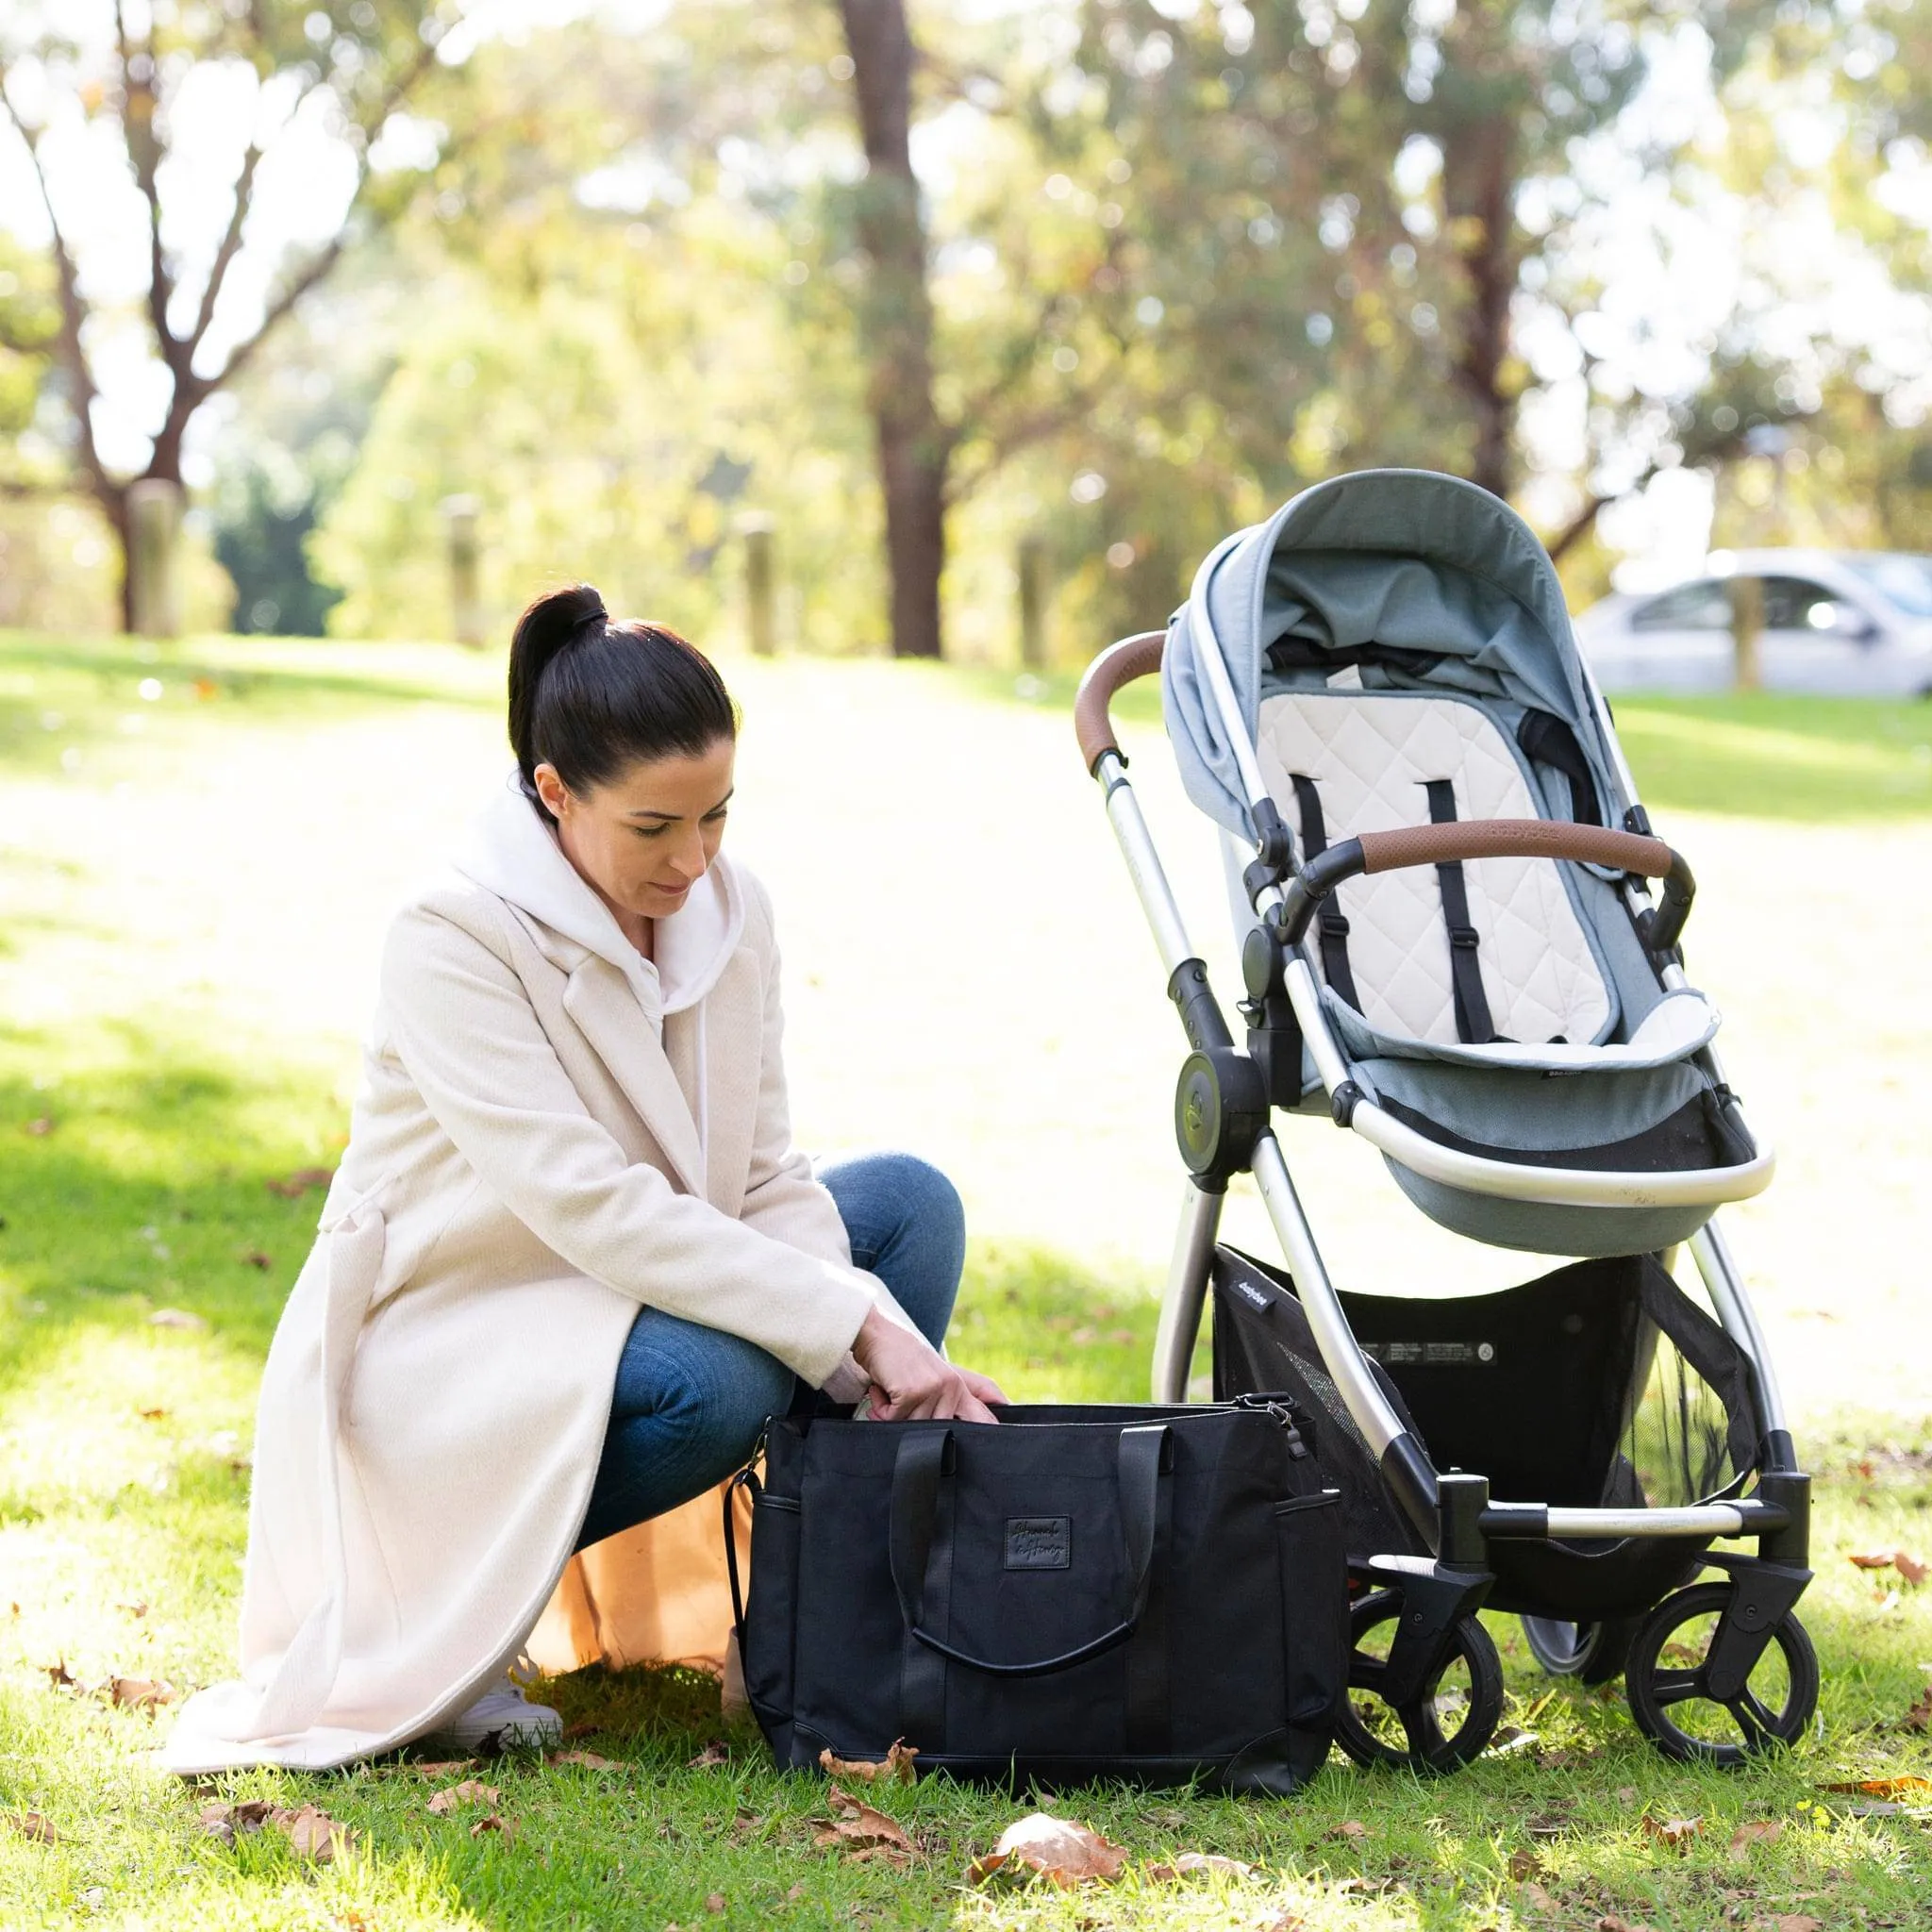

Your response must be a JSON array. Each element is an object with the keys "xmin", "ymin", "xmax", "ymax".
[{"xmin": 1209, "ymin": 1245, "xmax": 1763, "ymax": 1621}]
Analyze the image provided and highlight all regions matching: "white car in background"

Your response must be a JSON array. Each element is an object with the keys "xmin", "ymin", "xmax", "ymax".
[{"xmin": 1572, "ymin": 549, "xmax": 1932, "ymax": 697}]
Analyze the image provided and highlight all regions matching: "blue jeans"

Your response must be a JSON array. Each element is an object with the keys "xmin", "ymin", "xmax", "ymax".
[{"xmin": 574, "ymin": 1153, "xmax": 965, "ymax": 1551}]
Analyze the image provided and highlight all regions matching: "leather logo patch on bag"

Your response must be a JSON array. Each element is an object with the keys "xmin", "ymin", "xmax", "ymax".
[{"xmin": 1005, "ymin": 1516, "xmax": 1072, "ymax": 1570}]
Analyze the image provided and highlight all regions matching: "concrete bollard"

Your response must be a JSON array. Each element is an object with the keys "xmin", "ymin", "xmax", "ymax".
[
  {"xmin": 441, "ymin": 494, "xmax": 484, "ymax": 647},
  {"xmin": 127, "ymin": 478, "xmax": 183, "ymax": 638}
]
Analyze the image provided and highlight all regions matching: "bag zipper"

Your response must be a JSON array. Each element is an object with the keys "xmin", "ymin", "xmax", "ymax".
[{"xmin": 1232, "ymin": 1391, "xmax": 1311, "ymax": 1460}]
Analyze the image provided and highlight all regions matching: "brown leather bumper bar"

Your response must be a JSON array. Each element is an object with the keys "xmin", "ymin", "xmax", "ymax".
[
  {"xmin": 1074, "ymin": 631, "xmax": 1167, "ymax": 773},
  {"xmin": 1284, "ymin": 816, "xmax": 1695, "ymax": 956}
]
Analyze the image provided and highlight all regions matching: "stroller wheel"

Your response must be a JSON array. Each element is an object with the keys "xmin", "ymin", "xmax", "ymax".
[
  {"xmin": 1521, "ymin": 1614, "xmax": 1640, "ymax": 1686},
  {"xmin": 1334, "ymin": 1590, "xmax": 1505, "ymax": 1774},
  {"xmin": 1625, "ymin": 1581, "xmax": 1820, "ymax": 1766}
]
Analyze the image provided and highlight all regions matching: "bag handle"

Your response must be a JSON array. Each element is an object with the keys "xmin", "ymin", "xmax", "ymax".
[{"xmin": 888, "ymin": 1423, "xmax": 1171, "ymax": 1679}]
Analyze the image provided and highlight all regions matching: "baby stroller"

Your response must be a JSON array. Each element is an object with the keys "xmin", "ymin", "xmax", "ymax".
[{"xmin": 1074, "ymin": 469, "xmax": 1816, "ymax": 1771}]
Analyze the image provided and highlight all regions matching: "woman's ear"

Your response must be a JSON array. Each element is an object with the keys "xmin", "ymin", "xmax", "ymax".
[{"xmin": 533, "ymin": 763, "xmax": 571, "ymax": 821}]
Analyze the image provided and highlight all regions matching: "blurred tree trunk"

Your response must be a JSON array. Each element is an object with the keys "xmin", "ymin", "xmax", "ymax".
[{"xmin": 836, "ymin": 0, "xmax": 949, "ymax": 659}]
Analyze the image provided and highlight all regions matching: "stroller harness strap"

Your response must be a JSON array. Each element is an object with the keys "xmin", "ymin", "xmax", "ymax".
[
  {"xmin": 1424, "ymin": 780, "xmax": 1499, "ymax": 1045},
  {"xmin": 1288, "ymin": 774, "xmax": 1363, "ymax": 1012}
]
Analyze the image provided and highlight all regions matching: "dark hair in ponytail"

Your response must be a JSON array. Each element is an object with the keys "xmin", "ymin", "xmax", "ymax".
[{"xmin": 508, "ymin": 584, "xmax": 738, "ymax": 817}]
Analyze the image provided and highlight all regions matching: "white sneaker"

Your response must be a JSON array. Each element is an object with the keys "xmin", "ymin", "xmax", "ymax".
[{"xmin": 422, "ymin": 1678, "xmax": 562, "ymax": 1753}]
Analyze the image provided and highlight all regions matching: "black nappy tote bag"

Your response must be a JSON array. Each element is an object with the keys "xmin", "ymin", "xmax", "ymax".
[{"xmin": 725, "ymin": 1400, "xmax": 1347, "ymax": 1791}]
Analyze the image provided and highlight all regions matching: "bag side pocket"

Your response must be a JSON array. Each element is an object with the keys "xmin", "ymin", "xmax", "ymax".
[
  {"xmin": 741, "ymin": 1491, "xmax": 803, "ymax": 1760},
  {"xmin": 1274, "ymin": 1489, "xmax": 1347, "ymax": 1729}
]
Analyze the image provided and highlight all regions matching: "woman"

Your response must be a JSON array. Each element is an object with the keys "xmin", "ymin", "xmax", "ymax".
[{"xmin": 164, "ymin": 585, "xmax": 1002, "ymax": 1773}]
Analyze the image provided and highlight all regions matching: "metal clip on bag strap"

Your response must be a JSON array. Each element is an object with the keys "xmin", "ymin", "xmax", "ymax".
[
  {"xmin": 888, "ymin": 1424, "xmax": 1172, "ymax": 1679},
  {"xmin": 1424, "ymin": 780, "xmax": 1498, "ymax": 1045}
]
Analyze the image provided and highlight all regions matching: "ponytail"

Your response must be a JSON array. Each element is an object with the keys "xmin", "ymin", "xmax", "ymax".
[{"xmin": 506, "ymin": 583, "xmax": 737, "ymax": 817}]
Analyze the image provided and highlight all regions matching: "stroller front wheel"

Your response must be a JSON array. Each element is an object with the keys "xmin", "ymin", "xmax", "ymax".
[
  {"xmin": 1625, "ymin": 1580, "xmax": 1819, "ymax": 1765},
  {"xmin": 1334, "ymin": 1590, "xmax": 1505, "ymax": 1774},
  {"xmin": 1521, "ymin": 1614, "xmax": 1641, "ymax": 1687}
]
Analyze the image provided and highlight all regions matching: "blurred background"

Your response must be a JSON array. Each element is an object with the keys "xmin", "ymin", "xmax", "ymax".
[{"xmin": 0, "ymin": 0, "xmax": 1926, "ymax": 662}]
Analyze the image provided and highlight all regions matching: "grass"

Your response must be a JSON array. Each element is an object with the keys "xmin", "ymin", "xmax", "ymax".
[{"xmin": 2, "ymin": 629, "xmax": 1931, "ymax": 1929}]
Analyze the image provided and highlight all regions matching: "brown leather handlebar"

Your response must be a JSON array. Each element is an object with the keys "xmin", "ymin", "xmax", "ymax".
[
  {"xmin": 1357, "ymin": 818, "xmax": 1673, "ymax": 877},
  {"xmin": 1074, "ymin": 631, "xmax": 1166, "ymax": 772}
]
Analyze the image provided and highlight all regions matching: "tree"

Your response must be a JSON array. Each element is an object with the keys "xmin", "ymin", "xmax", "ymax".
[{"xmin": 0, "ymin": 1, "xmax": 455, "ymax": 630}]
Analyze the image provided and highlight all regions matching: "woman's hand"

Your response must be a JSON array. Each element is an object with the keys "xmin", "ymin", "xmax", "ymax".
[{"xmin": 853, "ymin": 1307, "xmax": 1006, "ymax": 1424}]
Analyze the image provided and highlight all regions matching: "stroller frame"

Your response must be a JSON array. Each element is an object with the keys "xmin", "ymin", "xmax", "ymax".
[{"xmin": 1075, "ymin": 588, "xmax": 1815, "ymax": 1767}]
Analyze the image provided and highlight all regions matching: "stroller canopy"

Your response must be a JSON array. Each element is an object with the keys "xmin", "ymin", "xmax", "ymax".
[{"xmin": 1163, "ymin": 469, "xmax": 1622, "ymax": 842}]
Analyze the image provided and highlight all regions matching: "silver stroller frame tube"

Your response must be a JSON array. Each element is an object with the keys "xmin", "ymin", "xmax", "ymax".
[{"xmin": 1077, "ymin": 625, "xmax": 1804, "ymax": 1556}]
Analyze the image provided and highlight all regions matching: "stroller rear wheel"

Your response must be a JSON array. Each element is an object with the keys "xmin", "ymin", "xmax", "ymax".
[
  {"xmin": 1521, "ymin": 1614, "xmax": 1640, "ymax": 1687},
  {"xmin": 1334, "ymin": 1590, "xmax": 1505, "ymax": 1773},
  {"xmin": 1625, "ymin": 1581, "xmax": 1819, "ymax": 1765}
]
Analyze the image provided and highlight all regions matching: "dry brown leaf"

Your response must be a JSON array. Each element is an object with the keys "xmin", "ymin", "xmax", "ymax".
[
  {"xmin": 968, "ymin": 1812, "xmax": 1126, "ymax": 1889},
  {"xmin": 426, "ymin": 1780, "xmax": 500, "ymax": 1813},
  {"xmin": 1615, "ymin": 1785, "xmax": 1639, "ymax": 1803},
  {"xmin": 1519, "ymin": 1881, "xmax": 1558, "ymax": 1914},
  {"xmin": 116, "ymin": 1600, "xmax": 147, "ymax": 1618},
  {"xmin": 1821, "ymin": 1775, "xmax": 1932, "ymax": 1797},
  {"xmin": 1903, "ymin": 1687, "xmax": 1932, "ymax": 1733},
  {"xmin": 1848, "ymin": 1550, "xmax": 1897, "ymax": 1570},
  {"xmin": 240, "ymin": 1249, "xmax": 273, "ymax": 1271},
  {"xmin": 108, "ymin": 1675, "xmax": 175, "ymax": 1710},
  {"xmin": 1141, "ymin": 1852, "xmax": 1255, "ymax": 1883},
  {"xmin": 1727, "ymin": 1819, "xmax": 1784, "ymax": 1858},
  {"xmin": 266, "ymin": 1167, "xmax": 335, "ymax": 1198},
  {"xmin": 136, "ymin": 1406, "xmax": 167, "ymax": 1420},
  {"xmin": 42, "ymin": 1658, "xmax": 75, "ymax": 1688},
  {"xmin": 1487, "ymin": 1724, "xmax": 1539, "ymax": 1757},
  {"xmin": 1594, "ymin": 1918, "xmax": 1654, "ymax": 1932},
  {"xmin": 1507, "ymin": 1847, "xmax": 1547, "ymax": 1882},
  {"xmin": 408, "ymin": 1759, "xmax": 478, "ymax": 1775},
  {"xmin": 271, "ymin": 1804, "xmax": 352, "ymax": 1862},
  {"xmin": 816, "ymin": 1786, "xmax": 912, "ymax": 1854},
  {"xmin": 1324, "ymin": 1818, "xmax": 1370, "ymax": 1840},
  {"xmin": 841, "ymin": 1844, "xmax": 910, "ymax": 1867},
  {"xmin": 818, "ymin": 1738, "xmax": 919, "ymax": 1784},
  {"xmin": 1897, "ymin": 1551, "xmax": 1929, "ymax": 1587},
  {"xmin": 687, "ymin": 1740, "xmax": 729, "ymax": 1768},
  {"xmin": 1769, "ymin": 1919, "xmax": 1823, "ymax": 1932},
  {"xmin": 548, "ymin": 1749, "xmax": 618, "ymax": 1770},
  {"xmin": 561, "ymin": 1721, "xmax": 603, "ymax": 1740},
  {"xmin": 469, "ymin": 1813, "xmax": 517, "ymax": 1840},
  {"xmin": 8, "ymin": 1813, "xmax": 58, "ymax": 1844},
  {"xmin": 25, "ymin": 1116, "xmax": 53, "ymax": 1137},
  {"xmin": 705, "ymin": 1896, "xmax": 725, "ymax": 1915},
  {"xmin": 1641, "ymin": 1814, "xmax": 1702, "ymax": 1853},
  {"xmin": 1257, "ymin": 1915, "xmax": 1306, "ymax": 1932},
  {"xmin": 148, "ymin": 1308, "xmax": 207, "ymax": 1331}
]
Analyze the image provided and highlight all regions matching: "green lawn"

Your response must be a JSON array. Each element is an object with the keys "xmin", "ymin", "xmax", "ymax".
[{"xmin": 2, "ymin": 631, "xmax": 1930, "ymax": 1930}]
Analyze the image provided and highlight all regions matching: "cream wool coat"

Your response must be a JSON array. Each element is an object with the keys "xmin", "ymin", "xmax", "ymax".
[{"xmin": 163, "ymin": 782, "xmax": 901, "ymax": 1773}]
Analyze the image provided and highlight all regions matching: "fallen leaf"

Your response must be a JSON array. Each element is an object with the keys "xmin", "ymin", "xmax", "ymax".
[
  {"xmin": 1849, "ymin": 1551, "xmax": 1897, "ymax": 1569},
  {"xmin": 968, "ymin": 1812, "xmax": 1127, "ymax": 1889},
  {"xmin": 136, "ymin": 1406, "xmax": 167, "ymax": 1420},
  {"xmin": 1903, "ymin": 1687, "xmax": 1932, "ymax": 1733},
  {"xmin": 42, "ymin": 1659, "xmax": 75, "ymax": 1688},
  {"xmin": 706, "ymin": 1895, "xmax": 726, "ymax": 1914},
  {"xmin": 1898, "ymin": 1551, "xmax": 1929, "ymax": 1587},
  {"xmin": 427, "ymin": 1780, "xmax": 500, "ymax": 1813},
  {"xmin": 148, "ymin": 1308, "xmax": 207, "ymax": 1331},
  {"xmin": 1333, "ymin": 1875, "xmax": 1398, "ymax": 1896},
  {"xmin": 1821, "ymin": 1775, "xmax": 1932, "ymax": 1797},
  {"xmin": 841, "ymin": 1843, "xmax": 909, "ymax": 1868},
  {"xmin": 1594, "ymin": 1918, "xmax": 1653, "ymax": 1932},
  {"xmin": 1728, "ymin": 1819, "xmax": 1784, "ymax": 1858},
  {"xmin": 7, "ymin": 1813, "xmax": 58, "ymax": 1844},
  {"xmin": 1325, "ymin": 1818, "xmax": 1370, "ymax": 1840},
  {"xmin": 1142, "ymin": 1852, "xmax": 1255, "ymax": 1882},
  {"xmin": 470, "ymin": 1813, "xmax": 517, "ymax": 1840},
  {"xmin": 116, "ymin": 1600, "xmax": 147, "ymax": 1618},
  {"xmin": 1488, "ymin": 1724, "xmax": 1539, "ymax": 1757},
  {"xmin": 729, "ymin": 1808, "xmax": 760, "ymax": 1836},
  {"xmin": 1661, "ymin": 1640, "xmax": 1703, "ymax": 1664},
  {"xmin": 687, "ymin": 1740, "xmax": 729, "ymax": 1768},
  {"xmin": 266, "ymin": 1167, "xmax": 335, "ymax": 1198},
  {"xmin": 819, "ymin": 1738, "xmax": 919, "ymax": 1784},
  {"xmin": 271, "ymin": 1804, "xmax": 352, "ymax": 1862},
  {"xmin": 786, "ymin": 1884, "xmax": 804, "ymax": 1901},
  {"xmin": 1508, "ymin": 1847, "xmax": 1547, "ymax": 1881},
  {"xmin": 561, "ymin": 1721, "xmax": 603, "ymax": 1740},
  {"xmin": 1769, "ymin": 1919, "xmax": 1822, "ymax": 1932},
  {"xmin": 548, "ymin": 1749, "xmax": 618, "ymax": 1770},
  {"xmin": 816, "ymin": 1785, "xmax": 912, "ymax": 1853},
  {"xmin": 408, "ymin": 1759, "xmax": 478, "ymax": 1775},
  {"xmin": 25, "ymin": 1117, "xmax": 52, "ymax": 1136},
  {"xmin": 1641, "ymin": 1813, "xmax": 1702, "ymax": 1853},
  {"xmin": 1616, "ymin": 1786, "xmax": 1640, "ymax": 1803},
  {"xmin": 108, "ymin": 1676, "xmax": 175, "ymax": 1710},
  {"xmin": 239, "ymin": 1249, "xmax": 273, "ymax": 1270},
  {"xmin": 198, "ymin": 1799, "xmax": 275, "ymax": 1844},
  {"xmin": 1519, "ymin": 1881, "xmax": 1557, "ymax": 1913}
]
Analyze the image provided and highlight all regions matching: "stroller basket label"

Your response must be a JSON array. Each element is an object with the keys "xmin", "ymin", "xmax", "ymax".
[
  {"xmin": 1005, "ymin": 1517, "xmax": 1073, "ymax": 1570},
  {"xmin": 1364, "ymin": 1341, "xmax": 1496, "ymax": 1367}
]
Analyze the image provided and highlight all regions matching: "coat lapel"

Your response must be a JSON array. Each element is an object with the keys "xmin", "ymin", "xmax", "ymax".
[
  {"xmin": 699, "ymin": 946, "xmax": 763, "ymax": 1212},
  {"xmin": 560, "ymin": 959, "xmax": 708, "ymax": 1198}
]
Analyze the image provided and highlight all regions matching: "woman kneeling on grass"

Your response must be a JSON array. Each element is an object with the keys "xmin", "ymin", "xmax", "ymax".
[{"xmin": 165, "ymin": 584, "xmax": 1002, "ymax": 1773}]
